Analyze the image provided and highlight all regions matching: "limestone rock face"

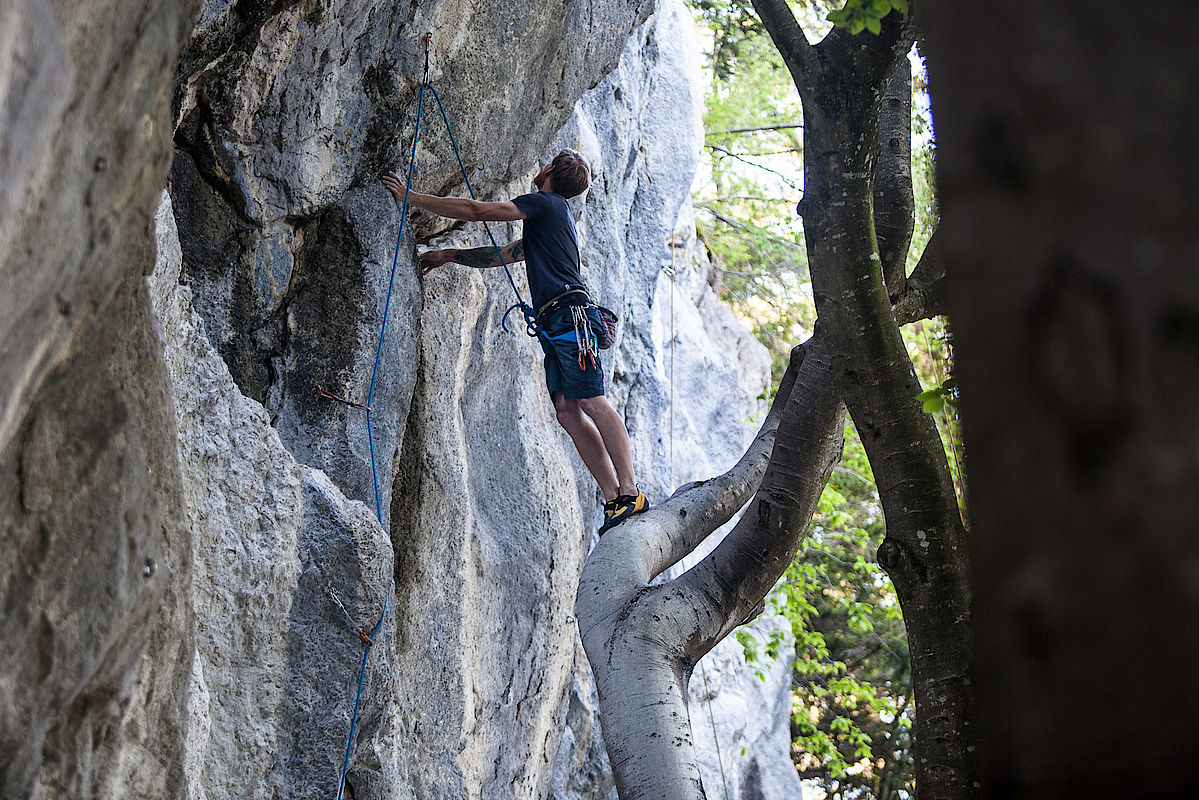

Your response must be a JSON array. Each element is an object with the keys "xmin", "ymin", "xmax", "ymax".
[
  {"xmin": 151, "ymin": 197, "xmax": 396, "ymax": 800},
  {"xmin": 168, "ymin": 0, "xmax": 655, "ymax": 527},
  {"xmin": 0, "ymin": 0, "xmax": 198, "ymax": 797},
  {"xmin": 2, "ymin": 0, "xmax": 802, "ymax": 798}
]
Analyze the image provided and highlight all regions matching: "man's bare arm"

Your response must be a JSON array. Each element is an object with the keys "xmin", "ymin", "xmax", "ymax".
[
  {"xmin": 420, "ymin": 240, "xmax": 524, "ymax": 275},
  {"xmin": 383, "ymin": 172, "xmax": 526, "ymax": 222},
  {"xmin": 453, "ymin": 240, "xmax": 525, "ymax": 267}
]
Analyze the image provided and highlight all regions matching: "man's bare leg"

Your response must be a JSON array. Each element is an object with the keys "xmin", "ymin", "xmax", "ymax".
[
  {"xmin": 578, "ymin": 395, "xmax": 638, "ymax": 497},
  {"xmin": 552, "ymin": 392, "xmax": 620, "ymax": 500}
]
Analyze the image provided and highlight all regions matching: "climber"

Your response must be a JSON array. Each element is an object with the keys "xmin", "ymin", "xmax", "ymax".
[{"xmin": 382, "ymin": 149, "xmax": 647, "ymax": 534}]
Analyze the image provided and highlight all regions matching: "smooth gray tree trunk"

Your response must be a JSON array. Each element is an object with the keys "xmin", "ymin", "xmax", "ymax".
[{"xmin": 751, "ymin": 1, "xmax": 979, "ymax": 795}]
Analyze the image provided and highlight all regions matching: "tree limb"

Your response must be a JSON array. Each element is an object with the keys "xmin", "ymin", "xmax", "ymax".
[
  {"xmin": 892, "ymin": 228, "xmax": 946, "ymax": 324},
  {"xmin": 706, "ymin": 123, "xmax": 803, "ymax": 135},
  {"xmin": 750, "ymin": 0, "xmax": 822, "ymax": 103},
  {"xmin": 670, "ymin": 333, "xmax": 845, "ymax": 660},
  {"xmin": 576, "ymin": 342, "xmax": 808, "ymax": 633},
  {"xmin": 576, "ymin": 333, "xmax": 845, "ymax": 800},
  {"xmin": 705, "ymin": 143, "xmax": 801, "ymax": 188},
  {"xmin": 874, "ymin": 57, "xmax": 915, "ymax": 295}
]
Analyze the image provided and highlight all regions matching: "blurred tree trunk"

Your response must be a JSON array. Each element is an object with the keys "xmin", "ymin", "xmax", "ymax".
[{"xmin": 922, "ymin": 1, "xmax": 1199, "ymax": 795}]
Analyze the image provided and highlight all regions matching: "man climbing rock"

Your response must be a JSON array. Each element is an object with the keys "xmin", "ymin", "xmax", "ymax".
[{"xmin": 383, "ymin": 149, "xmax": 647, "ymax": 534}]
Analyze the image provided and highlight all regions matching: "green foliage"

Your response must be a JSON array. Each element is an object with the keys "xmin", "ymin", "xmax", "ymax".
[
  {"xmin": 767, "ymin": 424, "xmax": 915, "ymax": 797},
  {"xmin": 826, "ymin": 0, "xmax": 908, "ymax": 35},
  {"xmin": 907, "ymin": 314, "xmax": 966, "ymax": 515},
  {"xmin": 690, "ymin": 0, "xmax": 764, "ymax": 81},
  {"xmin": 692, "ymin": 3, "xmax": 810, "ymax": 383}
]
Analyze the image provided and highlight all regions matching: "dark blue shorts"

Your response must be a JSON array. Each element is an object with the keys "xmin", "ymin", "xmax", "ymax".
[{"xmin": 538, "ymin": 305, "xmax": 606, "ymax": 400}]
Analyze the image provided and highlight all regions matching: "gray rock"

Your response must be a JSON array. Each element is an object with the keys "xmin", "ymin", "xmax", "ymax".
[
  {"xmin": 153, "ymin": 194, "xmax": 397, "ymax": 800},
  {"xmin": 2, "ymin": 0, "xmax": 805, "ymax": 797},
  {"xmin": 0, "ymin": 0, "xmax": 198, "ymax": 796},
  {"xmin": 168, "ymin": 0, "xmax": 657, "ymax": 530}
]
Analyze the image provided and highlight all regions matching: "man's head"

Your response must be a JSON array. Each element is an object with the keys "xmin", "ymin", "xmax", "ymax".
[{"xmin": 534, "ymin": 149, "xmax": 591, "ymax": 198}]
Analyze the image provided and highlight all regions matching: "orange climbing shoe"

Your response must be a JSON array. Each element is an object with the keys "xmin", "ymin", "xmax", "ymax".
[{"xmin": 598, "ymin": 492, "xmax": 648, "ymax": 535}]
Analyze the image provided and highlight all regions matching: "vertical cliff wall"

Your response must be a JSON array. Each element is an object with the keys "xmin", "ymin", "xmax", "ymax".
[
  {"xmin": 1, "ymin": 0, "xmax": 199, "ymax": 797},
  {"xmin": 2, "ymin": 1, "xmax": 801, "ymax": 798}
]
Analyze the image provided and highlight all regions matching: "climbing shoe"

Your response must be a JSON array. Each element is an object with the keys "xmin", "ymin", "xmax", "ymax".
[{"xmin": 598, "ymin": 492, "xmax": 648, "ymax": 535}]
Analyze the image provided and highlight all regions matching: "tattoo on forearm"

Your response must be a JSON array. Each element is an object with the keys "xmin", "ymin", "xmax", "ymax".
[
  {"xmin": 453, "ymin": 240, "xmax": 525, "ymax": 268},
  {"xmin": 454, "ymin": 246, "xmax": 498, "ymax": 268}
]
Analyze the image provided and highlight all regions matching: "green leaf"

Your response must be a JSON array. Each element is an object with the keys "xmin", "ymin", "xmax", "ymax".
[
  {"xmin": 848, "ymin": 17, "xmax": 866, "ymax": 34},
  {"xmin": 922, "ymin": 394, "xmax": 945, "ymax": 414},
  {"xmin": 892, "ymin": 0, "xmax": 909, "ymax": 13},
  {"xmin": 865, "ymin": 15, "xmax": 882, "ymax": 34}
]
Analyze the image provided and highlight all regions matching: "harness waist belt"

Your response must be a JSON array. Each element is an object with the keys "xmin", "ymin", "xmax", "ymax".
[{"xmin": 537, "ymin": 286, "xmax": 591, "ymax": 318}]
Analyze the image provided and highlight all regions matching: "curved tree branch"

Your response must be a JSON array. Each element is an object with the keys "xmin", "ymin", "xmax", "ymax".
[
  {"xmin": 672, "ymin": 334, "xmax": 845, "ymax": 658},
  {"xmin": 893, "ymin": 227, "xmax": 946, "ymax": 324},
  {"xmin": 576, "ymin": 332, "xmax": 845, "ymax": 800},
  {"xmin": 876, "ymin": 56, "xmax": 915, "ymax": 296},
  {"xmin": 576, "ymin": 342, "xmax": 807, "ymax": 640},
  {"xmin": 750, "ymin": 0, "xmax": 821, "ymax": 105}
]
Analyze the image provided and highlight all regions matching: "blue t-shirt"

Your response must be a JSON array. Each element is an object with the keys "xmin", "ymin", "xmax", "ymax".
[{"xmin": 512, "ymin": 191, "xmax": 585, "ymax": 311}]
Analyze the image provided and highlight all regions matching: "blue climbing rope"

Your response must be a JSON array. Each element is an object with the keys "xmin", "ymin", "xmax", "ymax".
[
  {"xmin": 332, "ymin": 55, "xmax": 427, "ymax": 800},
  {"xmin": 365, "ymin": 78, "xmax": 427, "ymax": 527},
  {"xmin": 334, "ymin": 591, "xmax": 389, "ymax": 800},
  {"xmin": 329, "ymin": 35, "xmax": 540, "ymax": 800},
  {"xmin": 427, "ymin": 83, "xmax": 540, "ymax": 333}
]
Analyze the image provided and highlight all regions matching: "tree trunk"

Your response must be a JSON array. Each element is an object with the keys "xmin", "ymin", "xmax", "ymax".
[
  {"xmin": 922, "ymin": 1, "xmax": 1199, "ymax": 795},
  {"xmin": 875, "ymin": 56, "xmax": 915, "ymax": 299},
  {"xmin": 577, "ymin": 337, "xmax": 845, "ymax": 799},
  {"xmin": 753, "ymin": 2, "xmax": 979, "ymax": 796}
]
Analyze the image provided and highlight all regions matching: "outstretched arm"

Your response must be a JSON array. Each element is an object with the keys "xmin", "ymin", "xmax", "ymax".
[
  {"xmin": 383, "ymin": 171, "xmax": 526, "ymax": 222},
  {"xmin": 420, "ymin": 240, "xmax": 524, "ymax": 275}
]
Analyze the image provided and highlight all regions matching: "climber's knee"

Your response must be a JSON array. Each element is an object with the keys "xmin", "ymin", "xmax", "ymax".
[
  {"xmin": 576, "ymin": 395, "xmax": 608, "ymax": 418},
  {"xmin": 554, "ymin": 394, "xmax": 584, "ymax": 430}
]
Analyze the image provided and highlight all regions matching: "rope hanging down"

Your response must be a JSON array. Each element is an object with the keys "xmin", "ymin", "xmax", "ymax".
[
  {"xmin": 327, "ymin": 35, "xmax": 430, "ymax": 800},
  {"xmin": 424, "ymin": 82, "xmax": 539, "ymax": 334},
  {"xmin": 666, "ymin": 244, "xmax": 729, "ymax": 800},
  {"xmin": 326, "ymin": 34, "xmax": 537, "ymax": 800}
]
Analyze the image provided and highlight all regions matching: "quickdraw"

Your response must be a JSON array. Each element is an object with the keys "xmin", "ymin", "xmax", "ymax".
[
  {"xmin": 316, "ymin": 386, "xmax": 369, "ymax": 410},
  {"xmin": 571, "ymin": 305, "xmax": 599, "ymax": 371}
]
